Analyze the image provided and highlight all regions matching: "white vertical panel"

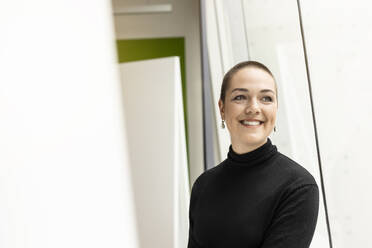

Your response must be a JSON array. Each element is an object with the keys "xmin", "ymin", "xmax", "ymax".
[
  {"xmin": 0, "ymin": 0, "xmax": 138, "ymax": 248},
  {"xmin": 214, "ymin": 0, "xmax": 234, "ymax": 72},
  {"xmin": 220, "ymin": 0, "xmax": 250, "ymax": 63},
  {"xmin": 204, "ymin": 0, "xmax": 231, "ymax": 161},
  {"xmin": 173, "ymin": 59, "xmax": 191, "ymax": 248},
  {"xmin": 119, "ymin": 57, "xmax": 189, "ymax": 248},
  {"xmin": 301, "ymin": 0, "xmax": 372, "ymax": 247}
]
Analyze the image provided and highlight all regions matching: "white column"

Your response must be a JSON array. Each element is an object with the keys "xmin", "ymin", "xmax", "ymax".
[{"xmin": 0, "ymin": 1, "xmax": 138, "ymax": 248}]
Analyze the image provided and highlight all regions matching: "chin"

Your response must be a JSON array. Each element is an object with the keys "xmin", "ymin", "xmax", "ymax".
[{"xmin": 241, "ymin": 135, "xmax": 267, "ymax": 146}]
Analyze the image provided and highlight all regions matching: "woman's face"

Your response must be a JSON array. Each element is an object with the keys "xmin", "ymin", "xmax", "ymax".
[{"xmin": 218, "ymin": 67, "xmax": 278, "ymax": 153}]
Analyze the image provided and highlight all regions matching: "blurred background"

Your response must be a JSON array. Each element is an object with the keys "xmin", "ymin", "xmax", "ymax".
[{"xmin": 1, "ymin": 0, "xmax": 371, "ymax": 247}]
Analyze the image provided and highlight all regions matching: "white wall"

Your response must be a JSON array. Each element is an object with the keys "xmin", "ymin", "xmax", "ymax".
[
  {"xmin": 112, "ymin": 0, "xmax": 203, "ymax": 186},
  {"xmin": 301, "ymin": 1, "xmax": 372, "ymax": 247},
  {"xmin": 0, "ymin": 0, "xmax": 138, "ymax": 247}
]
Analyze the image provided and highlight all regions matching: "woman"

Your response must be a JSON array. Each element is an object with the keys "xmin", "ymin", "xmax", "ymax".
[{"xmin": 188, "ymin": 61, "xmax": 319, "ymax": 248}]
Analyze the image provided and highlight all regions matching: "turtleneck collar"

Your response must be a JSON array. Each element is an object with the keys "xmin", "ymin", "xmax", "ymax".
[{"xmin": 226, "ymin": 138, "xmax": 278, "ymax": 168}]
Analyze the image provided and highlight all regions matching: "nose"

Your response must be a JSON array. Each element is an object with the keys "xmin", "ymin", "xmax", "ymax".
[{"xmin": 245, "ymin": 98, "xmax": 260, "ymax": 114}]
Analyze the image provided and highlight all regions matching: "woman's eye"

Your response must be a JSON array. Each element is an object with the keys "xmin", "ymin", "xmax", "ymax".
[
  {"xmin": 262, "ymin": 96, "xmax": 273, "ymax": 102},
  {"xmin": 233, "ymin": 95, "xmax": 246, "ymax": 101}
]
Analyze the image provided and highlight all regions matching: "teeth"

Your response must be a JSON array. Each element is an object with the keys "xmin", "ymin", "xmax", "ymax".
[{"xmin": 242, "ymin": 121, "xmax": 261, "ymax": 126}]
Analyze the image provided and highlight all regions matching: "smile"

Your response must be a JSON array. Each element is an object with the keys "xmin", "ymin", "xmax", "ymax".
[{"xmin": 240, "ymin": 120, "xmax": 264, "ymax": 127}]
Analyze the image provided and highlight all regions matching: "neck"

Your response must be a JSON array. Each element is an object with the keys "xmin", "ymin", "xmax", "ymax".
[{"xmin": 231, "ymin": 138, "xmax": 268, "ymax": 154}]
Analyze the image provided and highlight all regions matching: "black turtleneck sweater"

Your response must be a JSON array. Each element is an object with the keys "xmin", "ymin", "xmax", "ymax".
[{"xmin": 188, "ymin": 139, "xmax": 319, "ymax": 248}]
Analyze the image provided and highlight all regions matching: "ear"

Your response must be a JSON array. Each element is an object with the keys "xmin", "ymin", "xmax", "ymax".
[{"xmin": 218, "ymin": 99, "xmax": 225, "ymax": 119}]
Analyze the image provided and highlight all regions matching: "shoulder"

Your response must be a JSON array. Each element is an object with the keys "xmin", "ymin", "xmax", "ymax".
[
  {"xmin": 272, "ymin": 153, "xmax": 319, "ymax": 214},
  {"xmin": 274, "ymin": 152, "xmax": 317, "ymax": 189},
  {"xmin": 190, "ymin": 160, "xmax": 226, "ymax": 193},
  {"xmin": 192, "ymin": 160, "xmax": 225, "ymax": 185}
]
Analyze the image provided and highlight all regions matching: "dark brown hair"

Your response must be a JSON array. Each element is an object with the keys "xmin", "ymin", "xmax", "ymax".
[{"xmin": 219, "ymin": 61, "xmax": 277, "ymax": 103}]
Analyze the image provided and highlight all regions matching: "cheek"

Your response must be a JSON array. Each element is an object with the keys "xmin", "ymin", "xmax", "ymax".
[
  {"xmin": 263, "ymin": 107, "xmax": 277, "ymax": 123},
  {"xmin": 270, "ymin": 112, "xmax": 277, "ymax": 122},
  {"xmin": 224, "ymin": 104, "xmax": 242, "ymax": 121}
]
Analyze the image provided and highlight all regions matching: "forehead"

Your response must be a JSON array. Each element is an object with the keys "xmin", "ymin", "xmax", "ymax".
[{"xmin": 228, "ymin": 67, "xmax": 276, "ymax": 92}]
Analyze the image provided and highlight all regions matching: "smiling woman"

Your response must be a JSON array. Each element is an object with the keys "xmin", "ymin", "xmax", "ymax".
[
  {"xmin": 218, "ymin": 62, "xmax": 278, "ymax": 154},
  {"xmin": 188, "ymin": 61, "xmax": 319, "ymax": 248}
]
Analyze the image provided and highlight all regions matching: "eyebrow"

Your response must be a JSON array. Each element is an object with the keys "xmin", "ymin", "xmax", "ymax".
[{"xmin": 231, "ymin": 88, "xmax": 275, "ymax": 94}]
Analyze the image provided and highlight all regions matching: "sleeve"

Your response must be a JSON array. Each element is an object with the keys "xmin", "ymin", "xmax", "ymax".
[
  {"xmin": 187, "ymin": 176, "xmax": 204, "ymax": 248},
  {"xmin": 260, "ymin": 184, "xmax": 319, "ymax": 248}
]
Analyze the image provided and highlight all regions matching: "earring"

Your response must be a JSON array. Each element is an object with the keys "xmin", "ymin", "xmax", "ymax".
[
  {"xmin": 274, "ymin": 126, "xmax": 277, "ymax": 132},
  {"xmin": 221, "ymin": 120, "xmax": 225, "ymax": 129}
]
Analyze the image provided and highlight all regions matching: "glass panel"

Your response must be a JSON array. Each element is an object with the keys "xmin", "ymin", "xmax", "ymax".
[{"xmin": 300, "ymin": 1, "xmax": 372, "ymax": 247}]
